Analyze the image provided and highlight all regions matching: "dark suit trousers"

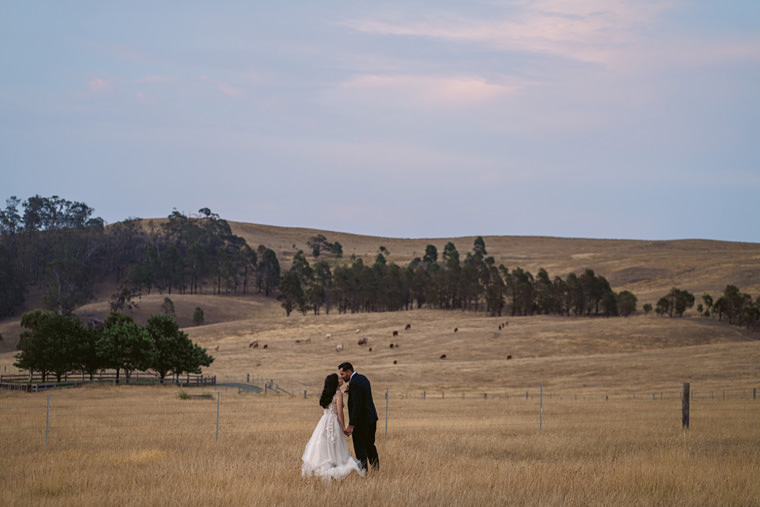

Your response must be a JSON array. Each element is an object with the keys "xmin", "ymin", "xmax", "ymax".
[{"xmin": 352, "ymin": 420, "xmax": 379, "ymax": 470}]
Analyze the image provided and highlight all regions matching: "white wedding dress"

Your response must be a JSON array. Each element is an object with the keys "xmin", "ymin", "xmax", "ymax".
[{"xmin": 301, "ymin": 397, "xmax": 365, "ymax": 480}]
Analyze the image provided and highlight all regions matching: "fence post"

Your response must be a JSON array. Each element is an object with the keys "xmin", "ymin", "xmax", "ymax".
[
  {"xmin": 682, "ymin": 383, "xmax": 690, "ymax": 430},
  {"xmin": 539, "ymin": 385, "xmax": 543, "ymax": 432},
  {"xmin": 45, "ymin": 395, "xmax": 50, "ymax": 447},
  {"xmin": 385, "ymin": 388, "xmax": 389, "ymax": 437},
  {"xmin": 216, "ymin": 392, "xmax": 221, "ymax": 442}
]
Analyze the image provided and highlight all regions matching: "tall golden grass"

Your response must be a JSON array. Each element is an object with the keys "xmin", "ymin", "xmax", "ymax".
[{"xmin": 2, "ymin": 384, "xmax": 759, "ymax": 506}]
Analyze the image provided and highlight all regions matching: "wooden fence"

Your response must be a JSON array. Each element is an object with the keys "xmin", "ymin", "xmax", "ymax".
[{"xmin": 0, "ymin": 371, "xmax": 216, "ymax": 392}]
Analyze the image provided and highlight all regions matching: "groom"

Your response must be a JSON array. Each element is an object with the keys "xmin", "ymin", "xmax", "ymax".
[{"xmin": 338, "ymin": 362, "xmax": 379, "ymax": 471}]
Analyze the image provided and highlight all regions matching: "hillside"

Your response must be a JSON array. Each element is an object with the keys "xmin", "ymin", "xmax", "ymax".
[
  {"xmin": 2, "ymin": 224, "xmax": 759, "ymax": 386},
  {"xmin": 228, "ymin": 222, "xmax": 760, "ymax": 302}
]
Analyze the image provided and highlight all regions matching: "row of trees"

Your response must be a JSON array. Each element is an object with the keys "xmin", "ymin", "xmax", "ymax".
[
  {"xmin": 651, "ymin": 285, "xmax": 760, "ymax": 328},
  {"xmin": 277, "ymin": 237, "xmax": 638, "ymax": 318},
  {"xmin": 0, "ymin": 195, "xmax": 281, "ymax": 317},
  {"xmin": 13, "ymin": 311, "xmax": 214, "ymax": 383}
]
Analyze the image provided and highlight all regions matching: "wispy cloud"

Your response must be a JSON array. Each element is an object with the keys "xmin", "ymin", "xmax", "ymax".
[
  {"xmin": 88, "ymin": 77, "xmax": 110, "ymax": 92},
  {"xmin": 346, "ymin": 0, "xmax": 672, "ymax": 67},
  {"xmin": 338, "ymin": 74, "xmax": 522, "ymax": 108}
]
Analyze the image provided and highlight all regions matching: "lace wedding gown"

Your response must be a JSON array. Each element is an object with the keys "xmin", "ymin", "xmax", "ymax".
[{"xmin": 301, "ymin": 399, "xmax": 365, "ymax": 480}]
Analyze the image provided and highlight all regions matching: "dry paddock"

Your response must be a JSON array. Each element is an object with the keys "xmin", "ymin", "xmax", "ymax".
[{"xmin": 2, "ymin": 384, "xmax": 759, "ymax": 506}]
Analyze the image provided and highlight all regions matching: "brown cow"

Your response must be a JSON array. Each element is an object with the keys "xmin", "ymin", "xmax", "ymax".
[{"xmin": 405, "ymin": 323, "xmax": 411, "ymax": 330}]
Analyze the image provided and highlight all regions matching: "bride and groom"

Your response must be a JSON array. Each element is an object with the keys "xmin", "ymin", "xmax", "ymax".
[{"xmin": 301, "ymin": 362, "xmax": 380, "ymax": 479}]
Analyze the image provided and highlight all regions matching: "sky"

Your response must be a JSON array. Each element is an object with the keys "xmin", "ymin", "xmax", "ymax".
[{"xmin": 1, "ymin": 1, "xmax": 759, "ymax": 242}]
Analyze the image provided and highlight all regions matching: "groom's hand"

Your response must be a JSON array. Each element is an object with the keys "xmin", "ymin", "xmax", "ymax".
[{"xmin": 345, "ymin": 425, "xmax": 354, "ymax": 436}]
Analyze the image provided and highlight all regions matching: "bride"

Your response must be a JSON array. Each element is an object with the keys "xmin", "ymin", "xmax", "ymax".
[{"xmin": 301, "ymin": 373, "xmax": 365, "ymax": 480}]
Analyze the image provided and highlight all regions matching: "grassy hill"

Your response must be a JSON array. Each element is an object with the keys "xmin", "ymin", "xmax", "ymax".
[{"xmin": 2, "ymin": 224, "xmax": 759, "ymax": 392}]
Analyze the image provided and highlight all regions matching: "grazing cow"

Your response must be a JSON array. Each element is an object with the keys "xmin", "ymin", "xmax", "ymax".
[
  {"xmin": 389, "ymin": 343, "xmax": 394, "ymax": 349},
  {"xmin": 263, "ymin": 344, "xmax": 268, "ymax": 349},
  {"xmin": 355, "ymin": 328, "xmax": 360, "ymax": 334},
  {"xmin": 369, "ymin": 347, "xmax": 373, "ymax": 352},
  {"xmin": 440, "ymin": 354, "xmax": 447, "ymax": 359},
  {"xmin": 454, "ymin": 327, "xmax": 458, "ymax": 333},
  {"xmin": 357, "ymin": 337, "xmax": 368, "ymax": 346},
  {"xmin": 393, "ymin": 360, "xmax": 398, "ymax": 365},
  {"xmin": 249, "ymin": 340, "xmax": 259, "ymax": 349},
  {"xmin": 336, "ymin": 344, "xmax": 344, "ymax": 352},
  {"xmin": 405, "ymin": 323, "xmax": 411, "ymax": 330},
  {"xmin": 325, "ymin": 333, "xmax": 332, "ymax": 340},
  {"xmin": 392, "ymin": 330, "xmax": 399, "ymax": 337},
  {"xmin": 507, "ymin": 355, "xmax": 512, "ymax": 360}
]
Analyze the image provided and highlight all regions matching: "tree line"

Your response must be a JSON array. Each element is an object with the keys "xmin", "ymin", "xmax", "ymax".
[
  {"xmin": 277, "ymin": 237, "xmax": 639, "ymax": 318},
  {"xmin": 13, "ymin": 310, "xmax": 213, "ymax": 383},
  {"xmin": 0, "ymin": 195, "xmax": 281, "ymax": 317},
  {"xmin": 653, "ymin": 285, "xmax": 760, "ymax": 329}
]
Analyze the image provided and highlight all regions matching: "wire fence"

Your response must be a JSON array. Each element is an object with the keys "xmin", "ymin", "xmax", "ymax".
[{"xmin": 3, "ymin": 382, "xmax": 758, "ymax": 449}]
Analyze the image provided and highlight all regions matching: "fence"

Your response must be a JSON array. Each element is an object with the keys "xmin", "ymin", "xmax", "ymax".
[
  {"xmin": 2, "ymin": 382, "xmax": 757, "ymax": 448},
  {"xmin": 0, "ymin": 371, "xmax": 216, "ymax": 392}
]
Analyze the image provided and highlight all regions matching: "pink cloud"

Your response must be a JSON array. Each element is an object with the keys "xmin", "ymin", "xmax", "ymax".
[
  {"xmin": 340, "ymin": 74, "xmax": 521, "ymax": 108},
  {"xmin": 88, "ymin": 78, "xmax": 109, "ymax": 92}
]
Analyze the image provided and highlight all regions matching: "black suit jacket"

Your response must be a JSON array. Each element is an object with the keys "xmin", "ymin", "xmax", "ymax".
[{"xmin": 347, "ymin": 372, "xmax": 378, "ymax": 428}]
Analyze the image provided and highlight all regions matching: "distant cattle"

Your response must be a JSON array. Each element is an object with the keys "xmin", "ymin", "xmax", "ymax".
[
  {"xmin": 325, "ymin": 333, "xmax": 332, "ymax": 340},
  {"xmin": 507, "ymin": 355, "xmax": 512, "ymax": 360},
  {"xmin": 295, "ymin": 337, "xmax": 311, "ymax": 344},
  {"xmin": 393, "ymin": 360, "xmax": 398, "ymax": 365},
  {"xmin": 369, "ymin": 347, "xmax": 373, "ymax": 352},
  {"xmin": 262, "ymin": 344, "xmax": 268, "ymax": 349},
  {"xmin": 336, "ymin": 344, "xmax": 344, "ymax": 352},
  {"xmin": 405, "ymin": 323, "xmax": 411, "ymax": 330},
  {"xmin": 355, "ymin": 329, "xmax": 360, "ymax": 334},
  {"xmin": 388, "ymin": 343, "xmax": 399, "ymax": 349},
  {"xmin": 440, "ymin": 354, "xmax": 447, "ymax": 359},
  {"xmin": 454, "ymin": 327, "xmax": 458, "ymax": 333},
  {"xmin": 357, "ymin": 337, "xmax": 368, "ymax": 346},
  {"xmin": 249, "ymin": 340, "xmax": 259, "ymax": 349},
  {"xmin": 392, "ymin": 330, "xmax": 399, "ymax": 337},
  {"xmin": 214, "ymin": 345, "xmax": 219, "ymax": 351}
]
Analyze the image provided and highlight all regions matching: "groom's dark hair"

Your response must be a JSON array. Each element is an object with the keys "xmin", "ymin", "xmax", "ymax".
[{"xmin": 338, "ymin": 362, "xmax": 353, "ymax": 372}]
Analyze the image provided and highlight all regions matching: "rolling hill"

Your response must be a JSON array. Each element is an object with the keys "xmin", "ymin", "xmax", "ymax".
[{"xmin": 1, "ymin": 223, "xmax": 759, "ymax": 393}]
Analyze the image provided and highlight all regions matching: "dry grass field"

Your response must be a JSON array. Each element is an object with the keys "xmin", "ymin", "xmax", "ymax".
[
  {"xmin": 2, "ymin": 227, "xmax": 760, "ymax": 505},
  {"xmin": 2, "ymin": 384, "xmax": 759, "ymax": 506}
]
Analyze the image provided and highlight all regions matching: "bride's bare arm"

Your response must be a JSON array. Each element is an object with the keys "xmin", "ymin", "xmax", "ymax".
[{"xmin": 335, "ymin": 391, "xmax": 346, "ymax": 429}]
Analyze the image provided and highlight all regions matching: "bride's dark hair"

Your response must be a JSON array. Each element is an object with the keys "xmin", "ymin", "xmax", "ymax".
[{"xmin": 319, "ymin": 373, "xmax": 339, "ymax": 408}]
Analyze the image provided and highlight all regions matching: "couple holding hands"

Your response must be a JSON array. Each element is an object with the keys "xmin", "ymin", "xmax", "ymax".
[{"xmin": 301, "ymin": 362, "xmax": 380, "ymax": 480}]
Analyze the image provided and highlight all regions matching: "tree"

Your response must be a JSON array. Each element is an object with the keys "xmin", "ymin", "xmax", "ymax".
[
  {"xmin": 98, "ymin": 315, "xmax": 155, "ymax": 383},
  {"xmin": 15, "ymin": 310, "xmax": 83, "ymax": 382},
  {"xmin": 701, "ymin": 294, "xmax": 714, "ymax": 317},
  {"xmin": 257, "ymin": 246, "xmax": 280, "ymax": 296},
  {"xmin": 145, "ymin": 314, "xmax": 213, "ymax": 382},
  {"xmin": 616, "ymin": 291, "xmax": 638, "ymax": 317},
  {"xmin": 161, "ymin": 297, "xmax": 175, "ymax": 316},
  {"xmin": 109, "ymin": 285, "xmax": 141, "ymax": 313},
  {"xmin": 192, "ymin": 307, "xmax": 205, "ymax": 326},
  {"xmin": 278, "ymin": 270, "xmax": 306, "ymax": 316}
]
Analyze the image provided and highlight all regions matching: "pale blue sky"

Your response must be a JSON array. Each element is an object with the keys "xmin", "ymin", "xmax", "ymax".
[{"xmin": 2, "ymin": 1, "xmax": 759, "ymax": 241}]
